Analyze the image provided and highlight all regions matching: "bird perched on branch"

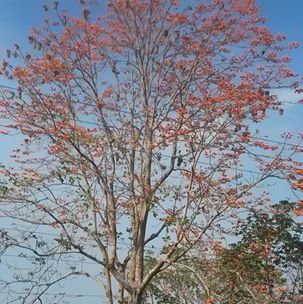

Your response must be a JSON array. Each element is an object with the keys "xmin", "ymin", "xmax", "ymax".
[{"xmin": 177, "ymin": 150, "xmax": 183, "ymax": 167}]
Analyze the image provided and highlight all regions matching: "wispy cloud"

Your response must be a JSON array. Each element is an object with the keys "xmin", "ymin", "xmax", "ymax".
[{"xmin": 270, "ymin": 88, "xmax": 303, "ymax": 105}]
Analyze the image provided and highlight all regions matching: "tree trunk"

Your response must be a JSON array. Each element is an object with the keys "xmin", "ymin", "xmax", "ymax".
[
  {"xmin": 118, "ymin": 285, "xmax": 125, "ymax": 304},
  {"xmin": 105, "ymin": 267, "xmax": 113, "ymax": 304},
  {"xmin": 128, "ymin": 290, "xmax": 143, "ymax": 304}
]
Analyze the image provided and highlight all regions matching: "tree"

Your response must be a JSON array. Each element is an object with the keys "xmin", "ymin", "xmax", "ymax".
[
  {"xmin": 0, "ymin": 0, "xmax": 302, "ymax": 303},
  {"xmin": 147, "ymin": 201, "xmax": 303, "ymax": 304},
  {"xmin": 231, "ymin": 200, "xmax": 303, "ymax": 303}
]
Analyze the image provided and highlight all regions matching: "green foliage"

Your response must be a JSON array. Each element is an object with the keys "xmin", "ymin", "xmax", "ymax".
[
  {"xmin": 233, "ymin": 201, "xmax": 303, "ymax": 299},
  {"xmin": 145, "ymin": 256, "xmax": 206, "ymax": 304},
  {"xmin": 146, "ymin": 201, "xmax": 303, "ymax": 303}
]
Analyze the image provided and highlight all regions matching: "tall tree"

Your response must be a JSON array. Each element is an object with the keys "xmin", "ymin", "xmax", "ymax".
[{"xmin": 0, "ymin": 0, "xmax": 302, "ymax": 303}]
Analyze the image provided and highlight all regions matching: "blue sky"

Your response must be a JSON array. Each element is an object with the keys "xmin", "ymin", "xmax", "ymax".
[
  {"xmin": 0, "ymin": 1, "xmax": 303, "ymax": 303},
  {"xmin": 0, "ymin": 0, "xmax": 302, "ymax": 141},
  {"xmin": 257, "ymin": 0, "xmax": 303, "ymax": 131}
]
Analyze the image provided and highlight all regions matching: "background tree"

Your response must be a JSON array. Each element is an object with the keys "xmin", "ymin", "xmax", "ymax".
[
  {"xmin": 147, "ymin": 201, "xmax": 303, "ymax": 304},
  {"xmin": 231, "ymin": 200, "xmax": 303, "ymax": 303},
  {"xmin": 0, "ymin": 0, "xmax": 302, "ymax": 303}
]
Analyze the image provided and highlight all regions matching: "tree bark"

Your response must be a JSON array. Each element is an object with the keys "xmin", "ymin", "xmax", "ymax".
[
  {"xmin": 128, "ymin": 290, "xmax": 143, "ymax": 304},
  {"xmin": 105, "ymin": 267, "xmax": 113, "ymax": 304}
]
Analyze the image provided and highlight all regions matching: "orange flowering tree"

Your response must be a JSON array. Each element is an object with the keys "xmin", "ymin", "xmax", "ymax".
[{"xmin": 0, "ymin": 0, "xmax": 302, "ymax": 303}]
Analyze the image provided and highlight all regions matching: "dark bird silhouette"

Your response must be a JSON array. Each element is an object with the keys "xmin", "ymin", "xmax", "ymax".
[{"xmin": 177, "ymin": 151, "xmax": 183, "ymax": 166}]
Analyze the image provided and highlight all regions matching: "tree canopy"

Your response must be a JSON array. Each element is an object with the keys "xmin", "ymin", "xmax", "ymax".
[{"xmin": 0, "ymin": 1, "xmax": 302, "ymax": 303}]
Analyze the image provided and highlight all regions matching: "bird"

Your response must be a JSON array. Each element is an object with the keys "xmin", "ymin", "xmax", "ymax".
[
  {"xmin": 115, "ymin": 152, "xmax": 120, "ymax": 162},
  {"xmin": 177, "ymin": 151, "xmax": 183, "ymax": 166}
]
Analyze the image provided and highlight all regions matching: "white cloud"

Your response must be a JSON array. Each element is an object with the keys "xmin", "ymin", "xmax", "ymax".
[{"xmin": 270, "ymin": 88, "xmax": 303, "ymax": 105}]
